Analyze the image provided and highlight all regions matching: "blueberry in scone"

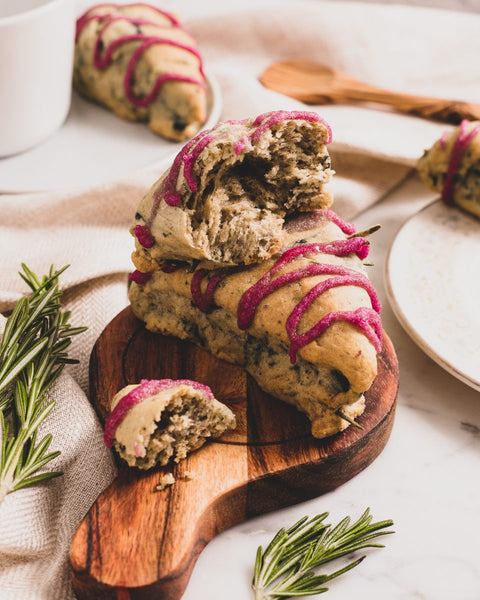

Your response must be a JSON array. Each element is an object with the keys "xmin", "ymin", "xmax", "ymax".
[{"xmin": 74, "ymin": 3, "xmax": 207, "ymax": 141}]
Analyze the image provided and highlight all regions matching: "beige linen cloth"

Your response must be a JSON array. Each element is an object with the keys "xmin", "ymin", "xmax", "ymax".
[{"xmin": 0, "ymin": 1, "xmax": 478, "ymax": 597}]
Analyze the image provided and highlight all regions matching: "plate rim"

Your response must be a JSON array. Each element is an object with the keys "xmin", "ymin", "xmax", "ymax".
[
  {"xmin": 0, "ymin": 69, "xmax": 223, "ymax": 195},
  {"xmin": 384, "ymin": 198, "xmax": 480, "ymax": 392}
]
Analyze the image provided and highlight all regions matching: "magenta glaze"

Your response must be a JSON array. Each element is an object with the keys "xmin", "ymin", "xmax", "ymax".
[
  {"xmin": 237, "ymin": 260, "xmax": 379, "ymax": 330},
  {"xmin": 129, "ymin": 269, "xmax": 152, "ymax": 284},
  {"xmin": 286, "ymin": 273, "xmax": 382, "ymax": 363},
  {"xmin": 161, "ymin": 261, "xmax": 182, "ymax": 273},
  {"xmin": 237, "ymin": 240, "xmax": 381, "ymax": 361},
  {"xmin": 251, "ymin": 110, "xmax": 332, "ymax": 144},
  {"xmin": 442, "ymin": 120, "xmax": 480, "ymax": 205},
  {"xmin": 158, "ymin": 128, "xmax": 213, "ymax": 207},
  {"xmin": 190, "ymin": 268, "xmax": 228, "ymax": 313},
  {"xmin": 272, "ymin": 238, "xmax": 370, "ymax": 272},
  {"xmin": 288, "ymin": 307, "xmax": 382, "ymax": 364},
  {"xmin": 182, "ymin": 133, "xmax": 215, "ymax": 191},
  {"xmin": 315, "ymin": 209, "xmax": 356, "ymax": 235},
  {"xmin": 104, "ymin": 378, "xmax": 214, "ymax": 448},
  {"xmin": 134, "ymin": 224, "xmax": 155, "ymax": 248},
  {"xmin": 75, "ymin": 3, "xmax": 205, "ymax": 109}
]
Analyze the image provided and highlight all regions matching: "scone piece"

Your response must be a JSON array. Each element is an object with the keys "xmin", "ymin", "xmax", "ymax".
[
  {"xmin": 104, "ymin": 379, "xmax": 236, "ymax": 469},
  {"xmin": 131, "ymin": 110, "xmax": 334, "ymax": 268},
  {"xmin": 417, "ymin": 119, "xmax": 480, "ymax": 218},
  {"xmin": 74, "ymin": 3, "xmax": 207, "ymax": 141},
  {"xmin": 129, "ymin": 210, "xmax": 382, "ymax": 439}
]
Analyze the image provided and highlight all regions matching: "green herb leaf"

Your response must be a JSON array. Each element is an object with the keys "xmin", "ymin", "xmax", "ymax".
[
  {"xmin": 0, "ymin": 265, "xmax": 86, "ymax": 503},
  {"xmin": 252, "ymin": 508, "xmax": 393, "ymax": 600}
]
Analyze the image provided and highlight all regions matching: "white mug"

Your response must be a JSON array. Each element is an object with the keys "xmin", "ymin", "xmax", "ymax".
[{"xmin": 0, "ymin": 0, "xmax": 75, "ymax": 157}]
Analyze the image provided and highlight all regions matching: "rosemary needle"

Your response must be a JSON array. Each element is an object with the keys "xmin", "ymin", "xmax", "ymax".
[
  {"xmin": 252, "ymin": 508, "xmax": 394, "ymax": 599},
  {"xmin": 0, "ymin": 264, "xmax": 86, "ymax": 503}
]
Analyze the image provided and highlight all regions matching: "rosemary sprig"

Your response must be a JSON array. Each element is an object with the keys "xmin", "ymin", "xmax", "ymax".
[
  {"xmin": 0, "ymin": 264, "xmax": 86, "ymax": 503},
  {"xmin": 252, "ymin": 508, "xmax": 394, "ymax": 599}
]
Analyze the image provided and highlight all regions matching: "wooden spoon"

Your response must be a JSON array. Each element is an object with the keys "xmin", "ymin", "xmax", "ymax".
[{"xmin": 260, "ymin": 58, "xmax": 480, "ymax": 124}]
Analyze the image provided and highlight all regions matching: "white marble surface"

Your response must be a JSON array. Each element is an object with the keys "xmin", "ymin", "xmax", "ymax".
[{"xmin": 181, "ymin": 174, "xmax": 480, "ymax": 600}]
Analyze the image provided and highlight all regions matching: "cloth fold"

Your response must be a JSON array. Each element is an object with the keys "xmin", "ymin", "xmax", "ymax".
[{"xmin": 0, "ymin": 1, "xmax": 478, "ymax": 598}]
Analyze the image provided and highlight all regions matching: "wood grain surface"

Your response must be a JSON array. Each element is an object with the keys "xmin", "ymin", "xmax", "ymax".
[
  {"xmin": 70, "ymin": 306, "xmax": 399, "ymax": 600},
  {"xmin": 260, "ymin": 59, "xmax": 480, "ymax": 124}
]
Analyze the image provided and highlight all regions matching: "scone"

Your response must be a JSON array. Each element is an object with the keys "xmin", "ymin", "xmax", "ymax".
[
  {"xmin": 131, "ymin": 110, "xmax": 334, "ymax": 268},
  {"xmin": 104, "ymin": 379, "xmax": 236, "ymax": 470},
  {"xmin": 74, "ymin": 3, "xmax": 207, "ymax": 141},
  {"xmin": 417, "ymin": 119, "xmax": 480, "ymax": 218},
  {"xmin": 129, "ymin": 210, "xmax": 382, "ymax": 439}
]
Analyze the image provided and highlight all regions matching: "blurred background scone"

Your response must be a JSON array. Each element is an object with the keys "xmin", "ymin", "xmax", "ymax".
[
  {"xmin": 417, "ymin": 119, "xmax": 480, "ymax": 218},
  {"xmin": 74, "ymin": 3, "xmax": 208, "ymax": 141}
]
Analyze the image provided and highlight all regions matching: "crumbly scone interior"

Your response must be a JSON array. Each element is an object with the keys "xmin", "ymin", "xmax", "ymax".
[
  {"xmin": 114, "ymin": 387, "xmax": 235, "ymax": 470},
  {"xmin": 133, "ymin": 119, "xmax": 333, "ymax": 267}
]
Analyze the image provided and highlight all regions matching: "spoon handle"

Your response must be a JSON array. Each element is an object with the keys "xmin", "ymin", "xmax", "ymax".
[
  {"xmin": 260, "ymin": 59, "xmax": 480, "ymax": 125},
  {"xmin": 335, "ymin": 82, "xmax": 480, "ymax": 124}
]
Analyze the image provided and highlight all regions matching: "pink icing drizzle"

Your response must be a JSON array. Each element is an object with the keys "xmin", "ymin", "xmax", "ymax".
[
  {"xmin": 442, "ymin": 119, "xmax": 480, "ymax": 205},
  {"xmin": 237, "ymin": 239, "xmax": 376, "ymax": 328},
  {"xmin": 134, "ymin": 224, "xmax": 155, "ymax": 248},
  {"xmin": 129, "ymin": 269, "xmax": 152, "ymax": 284},
  {"xmin": 251, "ymin": 110, "xmax": 332, "ymax": 144},
  {"xmin": 315, "ymin": 209, "xmax": 356, "ymax": 235},
  {"xmin": 190, "ymin": 268, "xmax": 229, "ymax": 313},
  {"xmin": 75, "ymin": 3, "xmax": 206, "ymax": 109},
  {"xmin": 104, "ymin": 378, "xmax": 214, "ymax": 448},
  {"xmin": 236, "ymin": 238, "xmax": 381, "ymax": 363}
]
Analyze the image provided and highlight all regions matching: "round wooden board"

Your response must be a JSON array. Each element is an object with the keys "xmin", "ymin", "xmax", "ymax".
[{"xmin": 71, "ymin": 306, "xmax": 398, "ymax": 600}]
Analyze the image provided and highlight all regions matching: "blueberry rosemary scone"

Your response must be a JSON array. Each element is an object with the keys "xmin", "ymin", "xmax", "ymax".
[
  {"xmin": 131, "ymin": 111, "xmax": 334, "ymax": 268},
  {"xmin": 104, "ymin": 379, "xmax": 236, "ymax": 469},
  {"xmin": 129, "ymin": 210, "xmax": 382, "ymax": 439},
  {"xmin": 74, "ymin": 3, "xmax": 207, "ymax": 141},
  {"xmin": 417, "ymin": 119, "xmax": 480, "ymax": 218}
]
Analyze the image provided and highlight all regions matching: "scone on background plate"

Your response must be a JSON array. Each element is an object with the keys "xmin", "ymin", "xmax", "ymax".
[
  {"xmin": 131, "ymin": 110, "xmax": 334, "ymax": 269},
  {"xmin": 104, "ymin": 379, "xmax": 236, "ymax": 470},
  {"xmin": 74, "ymin": 3, "xmax": 207, "ymax": 141},
  {"xmin": 417, "ymin": 119, "xmax": 480, "ymax": 218}
]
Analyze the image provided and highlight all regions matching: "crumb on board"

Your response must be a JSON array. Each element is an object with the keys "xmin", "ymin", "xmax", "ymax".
[
  {"xmin": 155, "ymin": 473, "xmax": 176, "ymax": 491},
  {"xmin": 154, "ymin": 471, "xmax": 195, "ymax": 492}
]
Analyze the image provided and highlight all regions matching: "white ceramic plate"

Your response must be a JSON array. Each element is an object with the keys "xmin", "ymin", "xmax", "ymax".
[
  {"xmin": 385, "ymin": 199, "xmax": 480, "ymax": 391},
  {"xmin": 0, "ymin": 72, "xmax": 222, "ymax": 193}
]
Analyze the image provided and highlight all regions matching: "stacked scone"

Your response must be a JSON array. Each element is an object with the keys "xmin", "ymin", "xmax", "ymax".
[{"xmin": 124, "ymin": 110, "xmax": 383, "ymax": 443}]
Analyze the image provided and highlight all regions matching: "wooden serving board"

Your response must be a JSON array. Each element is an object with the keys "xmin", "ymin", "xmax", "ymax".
[{"xmin": 70, "ymin": 306, "xmax": 398, "ymax": 600}]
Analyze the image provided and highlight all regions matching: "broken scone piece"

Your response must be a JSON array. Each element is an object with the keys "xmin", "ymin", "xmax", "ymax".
[
  {"xmin": 417, "ymin": 119, "xmax": 480, "ymax": 218},
  {"xmin": 104, "ymin": 379, "xmax": 236, "ymax": 469},
  {"xmin": 132, "ymin": 110, "xmax": 334, "ymax": 269}
]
